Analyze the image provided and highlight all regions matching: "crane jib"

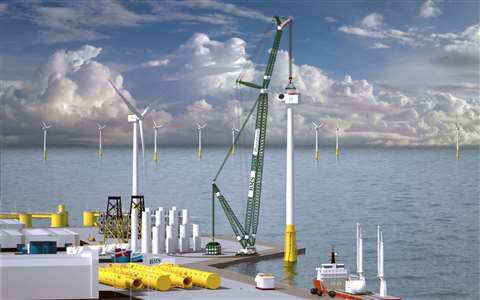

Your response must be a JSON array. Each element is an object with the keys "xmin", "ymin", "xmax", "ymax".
[{"xmin": 211, "ymin": 16, "xmax": 288, "ymax": 252}]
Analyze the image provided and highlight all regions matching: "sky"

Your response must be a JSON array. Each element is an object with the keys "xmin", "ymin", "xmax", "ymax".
[{"xmin": 0, "ymin": 0, "xmax": 479, "ymax": 146}]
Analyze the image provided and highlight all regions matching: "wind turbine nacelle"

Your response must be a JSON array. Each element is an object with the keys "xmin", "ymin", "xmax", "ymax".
[
  {"xmin": 128, "ymin": 114, "xmax": 138, "ymax": 122},
  {"xmin": 277, "ymin": 92, "xmax": 300, "ymax": 105}
]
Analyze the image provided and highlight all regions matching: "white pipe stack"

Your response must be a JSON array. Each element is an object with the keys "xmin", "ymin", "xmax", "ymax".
[
  {"xmin": 179, "ymin": 225, "xmax": 188, "ymax": 253},
  {"xmin": 169, "ymin": 208, "xmax": 179, "ymax": 251},
  {"xmin": 166, "ymin": 225, "xmax": 175, "ymax": 254},
  {"xmin": 192, "ymin": 224, "xmax": 201, "ymax": 252},
  {"xmin": 141, "ymin": 210, "xmax": 151, "ymax": 253}
]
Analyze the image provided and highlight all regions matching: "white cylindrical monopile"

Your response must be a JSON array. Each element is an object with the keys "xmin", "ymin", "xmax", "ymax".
[
  {"xmin": 286, "ymin": 106, "xmax": 294, "ymax": 226},
  {"xmin": 181, "ymin": 209, "xmax": 189, "ymax": 225},
  {"xmin": 141, "ymin": 210, "xmax": 151, "ymax": 253},
  {"xmin": 152, "ymin": 226, "xmax": 160, "ymax": 254},
  {"xmin": 166, "ymin": 225, "xmax": 176, "ymax": 254},
  {"xmin": 156, "ymin": 208, "xmax": 165, "ymax": 227},
  {"xmin": 193, "ymin": 224, "xmax": 200, "ymax": 237}
]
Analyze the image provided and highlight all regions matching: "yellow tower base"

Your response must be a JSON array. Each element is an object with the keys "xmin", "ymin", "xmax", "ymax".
[
  {"xmin": 284, "ymin": 224, "xmax": 297, "ymax": 262},
  {"xmin": 336, "ymin": 147, "xmax": 340, "ymax": 157},
  {"xmin": 43, "ymin": 150, "xmax": 47, "ymax": 160},
  {"xmin": 315, "ymin": 150, "xmax": 319, "ymax": 161},
  {"xmin": 154, "ymin": 151, "xmax": 158, "ymax": 162},
  {"xmin": 99, "ymin": 148, "xmax": 103, "ymax": 157},
  {"xmin": 197, "ymin": 149, "xmax": 203, "ymax": 158},
  {"xmin": 231, "ymin": 147, "xmax": 236, "ymax": 156},
  {"xmin": 456, "ymin": 150, "xmax": 460, "ymax": 160}
]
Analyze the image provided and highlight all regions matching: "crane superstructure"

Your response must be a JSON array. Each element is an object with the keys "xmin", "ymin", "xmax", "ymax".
[{"xmin": 208, "ymin": 16, "xmax": 293, "ymax": 255}]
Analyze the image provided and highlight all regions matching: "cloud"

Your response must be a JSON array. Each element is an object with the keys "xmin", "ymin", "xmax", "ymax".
[
  {"xmin": 431, "ymin": 24, "xmax": 480, "ymax": 69},
  {"xmin": 324, "ymin": 16, "xmax": 336, "ymax": 23},
  {"xmin": 141, "ymin": 59, "xmax": 170, "ymax": 68},
  {"xmin": 419, "ymin": 0, "xmax": 442, "ymax": 18},
  {"xmin": 361, "ymin": 13, "xmax": 383, "ymax": 28},
  {"xmin": 6, "ymin": 1, "xmax": 270, "ymax": 44},
  {"xmin": 1, "ymin": 34, "xmax": 479, "ymax": 147},
  {"xmin": 339, "ymin": 13, "xmax": 421, "ymax": 47},
  {"xmin": 0, "ymin": 3, "xmax": 8, "ymax": 13},
  {"xmin": 369, "ymin": 42, "xmax": 390, "ymax": 49},
  {"xmin": 168, "ymin": 0, "xmax": 270, "ymax": 23}
]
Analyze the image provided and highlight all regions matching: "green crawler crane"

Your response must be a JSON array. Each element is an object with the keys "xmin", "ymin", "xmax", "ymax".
[{"xmin": 207, "ymin": 16, "xmax": 293, "ymax": 255}]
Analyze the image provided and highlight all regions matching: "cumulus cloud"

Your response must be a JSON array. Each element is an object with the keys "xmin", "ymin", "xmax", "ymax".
[
  {"xmin": 1, "ymin": 34, "xmax": 479, "ymax": 147},
  {"xmin": 419, "ymin": 0, "xmax": 442, "ymax": 18}
]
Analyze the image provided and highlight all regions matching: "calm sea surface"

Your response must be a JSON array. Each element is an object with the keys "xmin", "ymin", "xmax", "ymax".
[{"xmin": 1, "ymin": 146, "xmax": 479, "ymax": 299}]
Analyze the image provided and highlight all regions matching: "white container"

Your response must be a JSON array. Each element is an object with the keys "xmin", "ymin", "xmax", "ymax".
[{"xmin": 255, "ymin": 273, "xmax": 275, "ymax": 290}]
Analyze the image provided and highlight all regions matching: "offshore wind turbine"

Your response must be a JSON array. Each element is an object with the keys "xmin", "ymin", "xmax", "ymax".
[
  {"xmin": 97, "ymin": 124, "xmax": 106, "ymax": 157},
  {"xmin": 335, "ymin": 119, "xmax": 340, "ymax": 158},
  {"xmin": 312, "ymin": 121, "xmax": 324, "ymax": 160},
  {"xmin": 455, "ymin": 123, "xmax": 460, "ymax": 160},
  {"xmin": 41, "ymin": 121, "xmax": 52, "ymax": 160},
  {"xmin": 109, "ymin": 80, "xmax": 151, "ymax": 253},
  {"xmin": 231, "ymin": 125, "xmax": 239, "ymax": 155},
  {"xmin": 197, "ymin": 123, "xmax": 206, "ymax": 158},
  {"xmin": 152, "ymin": 120, "xmax": 163, "ymax": 162}
]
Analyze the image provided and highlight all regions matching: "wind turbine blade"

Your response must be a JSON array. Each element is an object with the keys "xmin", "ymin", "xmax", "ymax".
[
  {"xmin": 152, "ymin": 119, "xmax": 157, "ymax": 128},
  {"xmin": 41, "ymin": 121, "xmax": 47, "ymax": 128},
  {"xmin": 312, "ymin": 121, "xmax": 317, "ymax": 128},
  {"xmin": 139, "ymin": 119, "xmax": 145, "ymax": 160},
  {"xmin": 109, "ymin": 80, "xmax": 142, "ymax": 117},
  {"xmin": 141, "ymin": 106, "xmax": 150, "ymax": 117}
]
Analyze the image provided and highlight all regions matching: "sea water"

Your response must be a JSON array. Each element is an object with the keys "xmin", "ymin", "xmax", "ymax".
[{"xmin": 1, "ymin": 146, "xmax": 478, "ymax": 299}]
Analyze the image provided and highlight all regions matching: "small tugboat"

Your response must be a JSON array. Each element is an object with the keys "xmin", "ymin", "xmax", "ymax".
[{"xmin": 311, "ymin": 224, "xmax": 401, "ymax": 300}]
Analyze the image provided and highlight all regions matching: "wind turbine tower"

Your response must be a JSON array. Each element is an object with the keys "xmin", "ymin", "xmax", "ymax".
[
  {"xmin": 197, "ymin": 123, "xmax": 206, "ymax": 158},
  {"xmin": 276, "ymin": 17, "xmax": 298, "ymax": 263},
  {"xmin": 97, "ymin": 124, "xmax": 106, "ymax": 157},
  {"xmin": 335, "ymin": 120, "xmax": 340, "ymax": 158},
  {"xmin": 455, "ymin": 123, "xmax": 460, "ymax": 160},
  {"xmin": 312, "ymin": 122, "xmax": 324, "ymax": 160},
  {"xmin": 41, "ymin": 122, "xmax": 52, "ymax": 160},
  {"xmin": 231, "ymin": 125, "xmax": 239, "ymax": 155},
  {"xmin": 153, "ymin": 120, "xmax": 163, "ymax": 162},
  {"xmin": 109, "ymin": 80, "xmax": 151, "ymax": 253}
]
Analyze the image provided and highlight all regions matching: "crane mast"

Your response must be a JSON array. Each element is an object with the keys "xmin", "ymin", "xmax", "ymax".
[{"xmin": 209, "ymin": 16, "xmax": 293, "ymax": 255}]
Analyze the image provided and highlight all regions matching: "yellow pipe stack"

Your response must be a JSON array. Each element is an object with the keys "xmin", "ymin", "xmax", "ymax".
[
  {"xmin": 99, "ymin": 263, "xmax": 221, "ymax": 291},
  {"xmin": 124, "ymin": 264, "xmax": 193, "ymax": 289},
  {"xmin": 108, "ymin": 264, "xmax": 171, "ymax": 291},
  {"xmin": 99, "ymin": 267, "xmax": 143, "ymax": 290},
  {"xmin": 153, "ymin": 263, "xmax": 221, "ymax": 289}
]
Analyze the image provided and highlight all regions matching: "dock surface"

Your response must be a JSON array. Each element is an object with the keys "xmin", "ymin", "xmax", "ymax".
[{"xmin": 69, "ymin": 227, "xmax": 320, "ymax": 299}]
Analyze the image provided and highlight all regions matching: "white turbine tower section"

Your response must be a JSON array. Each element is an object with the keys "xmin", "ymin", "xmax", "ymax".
[
  {"xmin": 197, "ymin": 123, "xmax": 206, "ymax": 158},
  {"xmin": 97, "ymin": 124, "xmax": 106, "ymax": 157},
  {"xmin": 152, "ymin": 120, "xmax": 163, "ymax": 162},
  {"xmin": 312, "ymin": 122, "xmax": 324, "ymax": 160},
  {"xmin": 109, "ymin": 80, "xmax": 151, "ymax": 253},
  {"xmin": 377, "ymin": 225, "xmax": 387, "ymax": 297},
  {"xmin": 356, "ymin": 223, "xmax": 364, "ymax": 279},
  {"xmin": 41, "ymin": 122, "xmax": 52, "ymax": 160},
  {"xmin": 335, "ymin": 119, "xmax": 340, "ymax": 158},
  {"xmin": 455, "ymin": 123, "xmax": 460, "ymax": 160},
  {"xmin": 231, "ymin": 125, "xmax": 239, "ymax": 155}
]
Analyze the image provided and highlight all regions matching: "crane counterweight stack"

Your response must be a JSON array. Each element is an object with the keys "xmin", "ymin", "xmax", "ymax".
[{"xmin": 207, "ymin": 16, "xmax": 293, "ymax": 256}]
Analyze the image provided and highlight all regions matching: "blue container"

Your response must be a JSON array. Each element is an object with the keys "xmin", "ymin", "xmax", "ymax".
[{"xmin": 28, "ymin": 241, "xmax": 57, "ymax": 254}]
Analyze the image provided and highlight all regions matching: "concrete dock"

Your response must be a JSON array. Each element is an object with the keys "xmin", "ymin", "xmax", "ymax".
[{"xmin": 70, "ymin": 227, "xmax": 321, "ymax": 299}]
